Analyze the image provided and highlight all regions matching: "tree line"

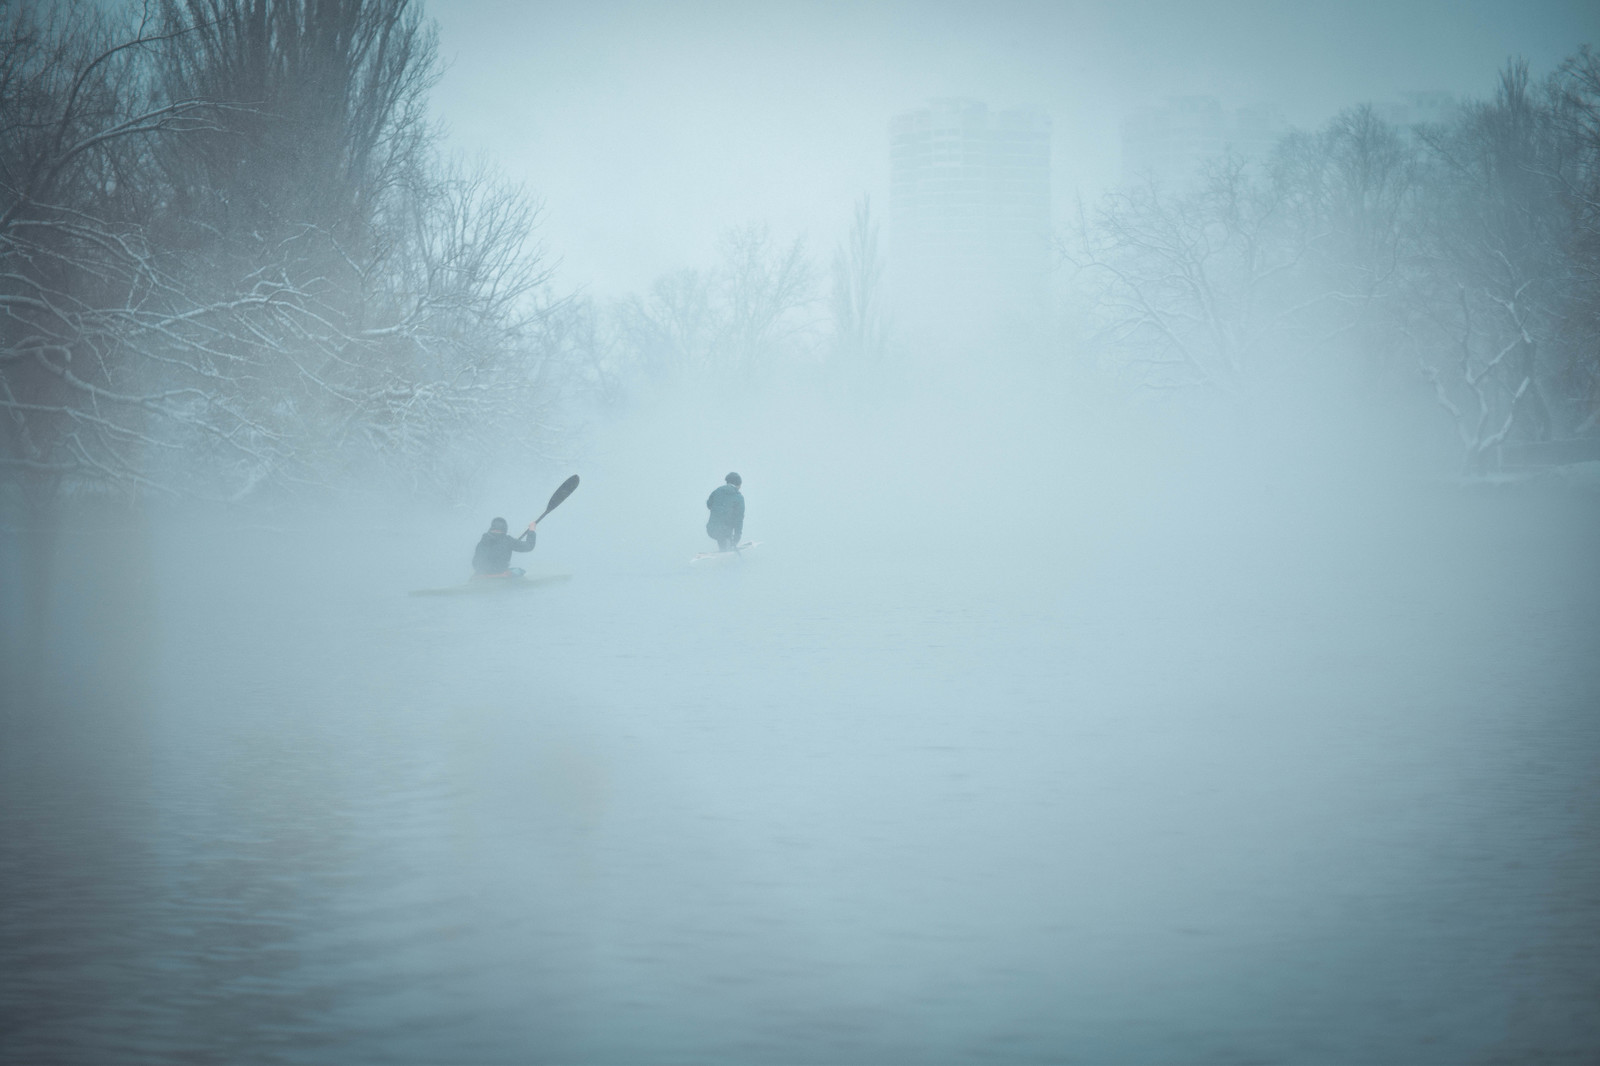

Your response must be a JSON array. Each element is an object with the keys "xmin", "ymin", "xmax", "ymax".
[
  {"xmin": 1065, "ymin": 53, "xmax": 1600, "ymax": 473},
  {"xmin": 0, "ymin": 0, "xmax": 889, "ymax": 512},
  {"xmin": 5, "ymin": 0, "xmax": 1595, "ymax": 510},
  {"xmin": 1, "ymin": 0, "xmax": 560, "ymax": 510},
  {"xmin": 565, "ymin": 201, "xmax": 887, "ymax": 407}
]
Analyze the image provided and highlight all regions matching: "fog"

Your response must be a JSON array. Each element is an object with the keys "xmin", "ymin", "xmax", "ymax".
[
  {"xmin": 4, "ymin": 1, "xmax": 1600, "ymax": 1063},
  {"xmin": 429, "ymin": 0, "xmax": 1600, "ymax": 296}
]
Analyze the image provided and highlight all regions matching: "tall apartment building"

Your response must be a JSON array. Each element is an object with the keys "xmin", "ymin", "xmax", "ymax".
[
  {"xmin": 1370, "ymin": 91, "xmax": 1459, "ymax": 135},
  {"xmin": 888, "ymin": 99, "xmax": 1052, "ymax": 341},
  {"xmin": 1121, "ymin": 93, "xmax": 1457, "ymax": 191},
  {"xmin": 1120, "ymin": 97, "xmax": 1286, "ymax": 188}
]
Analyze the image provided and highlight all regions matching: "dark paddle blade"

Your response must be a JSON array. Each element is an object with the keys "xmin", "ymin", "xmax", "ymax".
[{"xmin": 534, "ymin": 474, "xmax": 579, "ymax": 523}]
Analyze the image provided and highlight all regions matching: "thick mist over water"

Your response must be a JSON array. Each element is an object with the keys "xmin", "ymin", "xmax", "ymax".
[
  {"xmin": 4, "ymin": 0, "xmax": 1600, "ymax": 1062},
  {"xmin": 6, "ymin": 373, "xmax": 1600, "ymax": 1062}
]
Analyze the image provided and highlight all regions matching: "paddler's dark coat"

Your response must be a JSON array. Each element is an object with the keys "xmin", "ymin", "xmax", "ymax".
[
  {"xmin": 472, "ymin": 528, "xmax": 535, "ymax": 574},
  {"xmin": 705, "ymin": 483, "xmax": 744, "ymax": 539}
]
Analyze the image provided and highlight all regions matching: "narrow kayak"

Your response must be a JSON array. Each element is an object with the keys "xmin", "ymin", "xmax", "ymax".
[
  {"xmin": 408, "ymin": 573, "xmax": 571, "ymax": 597},
  {"xmin": 691, "ymin": 541, "xmax": 760, "ymax": 564}
]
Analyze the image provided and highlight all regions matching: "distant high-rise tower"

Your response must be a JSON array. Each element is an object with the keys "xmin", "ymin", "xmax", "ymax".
[
  {"xmin": 1120, "ymin": 97, "xmax": 1286, "ymax": 189},
  {"xmin": 888, "ymin": 99, "xmax": 1052, "ymax": 342},
  {"xmin": 1370, "ymin": 91, "xmax": 1460, "ymax": 136}
]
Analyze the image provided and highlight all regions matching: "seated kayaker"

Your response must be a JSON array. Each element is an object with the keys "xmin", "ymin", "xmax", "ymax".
[{"xmin": 472, "ymin": 516, "xmax": 536, "ymax": 576}]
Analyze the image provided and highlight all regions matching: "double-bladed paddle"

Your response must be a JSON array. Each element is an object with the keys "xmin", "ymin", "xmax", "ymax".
[{"xmin": 533, "ymin": 474, "xmax": 580, "ymax": 525}]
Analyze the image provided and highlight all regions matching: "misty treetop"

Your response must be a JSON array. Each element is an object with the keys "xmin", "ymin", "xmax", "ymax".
[
  {"xmin": 4, "ymin": 1, "xmax": 1598, "ymax": 511},
  {"xmin": 1, "ymin": 0, "xmax": 561, "ymax": 506},
  {"xmin": 574, "ymin": 216, "xmax": 881, "ymax": 404},
  {"xmin": 561, "ymin": 197, "xmax": 890, "ymax": 408},
  {"xmin": 1065, "ymin": 53, "xmax": 1600, "ymax": 473},
  {"xmin": 582, "ymin": 51, "xmax": 1600, "ymax": 478}
]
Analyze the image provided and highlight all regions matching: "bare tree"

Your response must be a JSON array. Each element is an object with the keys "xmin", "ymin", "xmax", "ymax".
[
  {"xmin": 1550, "ymin": 47, "xmax": 1600, "ymax": 435},
  {"xmin": 1274, "ymin": 107, "xmax": 1422, "ymax": 386},
  {"xmin": 0, "ymin": 2, "xmax": 256, "ymax": 501},
  {"xmin": 1062, "ymin": 156, "xmax": 1306, "ymax": 394},
  {"xmin": 715, "ymin": 223, "xmax": 816, "ymax": 375},
  {"xmin": 830, "ymin": 194, "xmax": 886, "ymax": 366},
  {"xmin": 602, "ymin": 223, "xmax": 817, "ymax": 394},
  {"xmin": 1413, "ymin": 62, "xmax": 1573, "ymax": 471},
  {"xmin": 613, "ymin": 268, "xmax": 716, "ymax": 382},
  {"xmin": 1062, "ymin": 59, "xmax": 1600, "ymax": 474},
  {"xmin": 153, "ymin": 0, "xmax": 437, "ymax": 242},
  {"xmin": 1, "ymin": 0, "xmax": 566, "ymax": 505}
]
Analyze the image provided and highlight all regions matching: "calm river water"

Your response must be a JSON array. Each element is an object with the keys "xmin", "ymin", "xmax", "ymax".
[{"xmin": 3, "ymin": 483, "xmax": 1598, "ymax": 1063}]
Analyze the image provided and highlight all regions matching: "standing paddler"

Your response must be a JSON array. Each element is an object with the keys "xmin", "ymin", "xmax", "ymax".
[{"xmin": 705, "ymin": 472, "xmax": 745, "ymax": 552}]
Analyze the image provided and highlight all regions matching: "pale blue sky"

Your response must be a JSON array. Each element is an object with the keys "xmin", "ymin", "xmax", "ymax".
[{"xmin": 427, "ymin": 0, "xmax": 1600, "ymax": 297}]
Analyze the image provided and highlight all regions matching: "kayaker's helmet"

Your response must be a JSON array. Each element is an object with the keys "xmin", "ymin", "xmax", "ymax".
[
  {"xmin": 490, "ymin": 517, "xmax": 508, "ymax": 533},
  {"xmin": 725, "ymin": 472, "xmax": 741, "ymax": 487}
]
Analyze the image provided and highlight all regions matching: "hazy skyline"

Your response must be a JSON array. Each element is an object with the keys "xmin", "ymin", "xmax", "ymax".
[{"xmin": 428, "ymin": 0, "xmax": 1600, "ymax": 297}]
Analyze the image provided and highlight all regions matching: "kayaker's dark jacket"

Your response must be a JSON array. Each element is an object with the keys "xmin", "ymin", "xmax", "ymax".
[
  {"xmin": 472, "ymin": 528, "xmax": 535, "ymax": 574},
  {"xmin": 705, "ymin": 483, "xmax": 744, "ymax": 539}
]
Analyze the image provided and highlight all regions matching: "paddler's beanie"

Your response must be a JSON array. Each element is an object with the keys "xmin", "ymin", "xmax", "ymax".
[
  {"xmin": 726, "ymin": 472, "xmax": 741, "ymax": 486},
  {"xmin": 490, "ymin": 517, "xmax": 508, "ymax": 532}
]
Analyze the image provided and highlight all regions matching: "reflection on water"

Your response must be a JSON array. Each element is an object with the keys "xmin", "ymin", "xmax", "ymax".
[{"xmin": 3, "ymin": 490, "xmax": 1598, "ymax": 1063}]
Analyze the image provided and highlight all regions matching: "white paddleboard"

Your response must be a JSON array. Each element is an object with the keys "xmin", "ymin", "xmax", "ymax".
[{"xmin": 691, "ymin": 541, "xmax": 759, "ymax": 564}]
